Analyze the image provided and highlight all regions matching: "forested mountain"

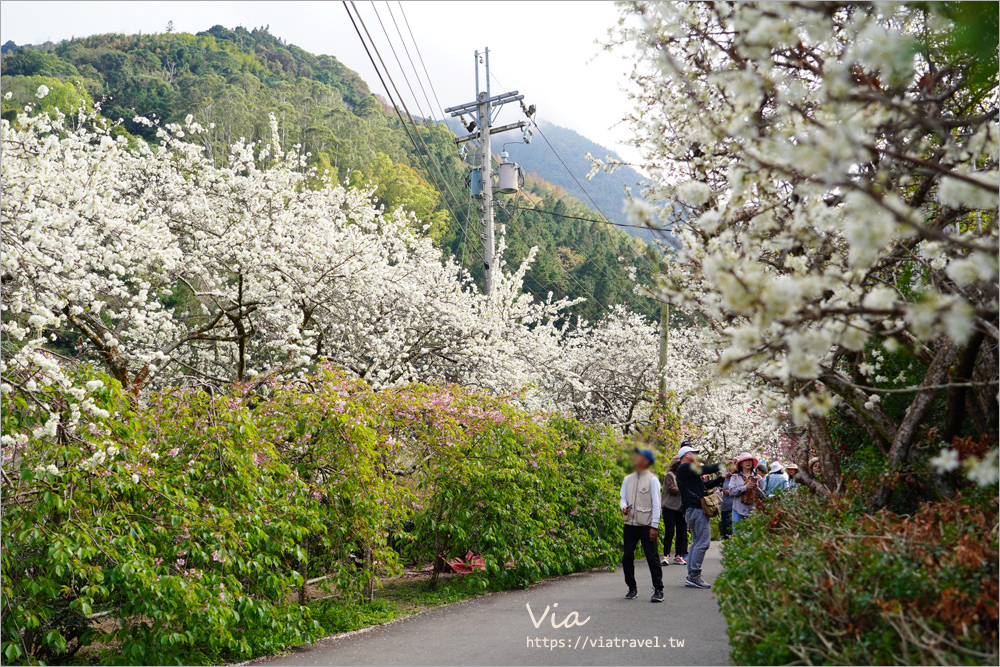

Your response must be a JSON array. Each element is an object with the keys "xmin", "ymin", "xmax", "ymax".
[
  {"xmin": 501, "ymin": 121, "xmax": 654, "ymax": 241},
  {"xmin": 0, "ymin": 26, "xmax": 658, "ymax": 323},
  {"xmin": 445, "ymin": 117, "xmax": 654, "ymax": 241}
]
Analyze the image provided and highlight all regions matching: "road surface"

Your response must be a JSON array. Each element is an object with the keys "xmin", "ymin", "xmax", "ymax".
[{"xmin": 256, "ymin": 546, "xmax": 730, "ymax": 666}]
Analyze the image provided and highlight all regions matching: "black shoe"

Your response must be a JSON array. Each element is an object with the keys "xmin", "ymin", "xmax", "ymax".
[
  {"xmin": 651, "ymin": 590, "xmax": 664, "ymax": 603},
  {"xmin": 625, "ymin": 588, "xmax": 638, "ymax": 599}
]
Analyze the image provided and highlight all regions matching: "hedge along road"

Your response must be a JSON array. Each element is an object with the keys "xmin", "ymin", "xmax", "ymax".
[{"xmin": 254, "ymin": 548, "xmax": 730, "ymax": 666}]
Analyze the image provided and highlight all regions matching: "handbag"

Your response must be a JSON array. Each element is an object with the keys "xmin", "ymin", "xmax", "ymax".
[
  {"xmin": 739, "ymin": 473, "xmax": 758, "ymax": 505},
  {"xmin": 700, "ymin": 489, "xmax": 722, "ymax": 518}
]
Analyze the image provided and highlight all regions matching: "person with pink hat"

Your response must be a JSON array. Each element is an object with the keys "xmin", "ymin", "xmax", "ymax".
[{"xmin": 728, "ymin": 452, "xmax": 763, "ymax": 533}]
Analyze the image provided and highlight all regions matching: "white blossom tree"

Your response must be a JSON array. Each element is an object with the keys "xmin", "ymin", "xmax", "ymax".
[
  {"xmin": 1, "ymin": 87, "xmax": 785, "ymax": 465},
  {"xmin": 610, "ymin": 1, "xmax": 998, "ymax": 502}
]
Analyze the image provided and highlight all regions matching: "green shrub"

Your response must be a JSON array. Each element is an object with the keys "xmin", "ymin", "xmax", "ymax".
[
  {"xmin": 716, "ymin": 492, "xmax": 998, "ymax": 665},
  {"xmin": 2, "ymin": 384, "xmax": 326, "ymax": 665},
  {"xmin": 2, "ymin": 369, "xmax": 639, "ymax": 664},
  {"xmin": 375, "ymin": 384, "xmax": 623, "ymax": 588}
]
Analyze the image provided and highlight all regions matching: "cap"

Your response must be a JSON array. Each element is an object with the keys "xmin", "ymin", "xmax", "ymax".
[
  {"xmin": 677, "ymin": 444, "xmax": 700, "ymax": 459},
  {"xmin": 634, "ymin": 447, "xmax": 656, "ymax": 465}
]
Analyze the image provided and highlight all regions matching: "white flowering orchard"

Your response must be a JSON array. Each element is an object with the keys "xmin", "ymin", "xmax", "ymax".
[
  {"xmin": 612, "ymin": 2, "xmax": 998, "ymax": 501},
  {"xmin": 1, "ymin": 91, "xmax": 782, "ymax": 464}
]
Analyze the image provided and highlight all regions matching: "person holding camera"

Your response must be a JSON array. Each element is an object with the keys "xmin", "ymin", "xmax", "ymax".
[
  {"xmin": 675, "ymin": 442, "xmax": 727, "ymax": 590},
  {"xmin": 728, "ymin": 452, "xmax": 763, "ymax": 533}
]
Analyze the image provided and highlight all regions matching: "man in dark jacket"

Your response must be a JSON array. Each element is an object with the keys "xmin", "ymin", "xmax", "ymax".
[{"xmin": 675, "ymin": 442, "xmax": 727, "ymax": 589}]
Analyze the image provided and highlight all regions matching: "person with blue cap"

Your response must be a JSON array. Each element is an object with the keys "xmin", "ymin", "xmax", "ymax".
[{"xmin": 619, "ymin": 446, "xmax": 664, "ymax": 602}]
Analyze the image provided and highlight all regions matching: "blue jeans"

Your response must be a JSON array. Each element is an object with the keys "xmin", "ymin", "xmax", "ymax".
[
  {"xmin": 732, "ymin": 510, "xmax": 746, "ymax": 534},
  {"xmin": 684, "ymin": 506, "xmax": 711, "ymax": 578}
]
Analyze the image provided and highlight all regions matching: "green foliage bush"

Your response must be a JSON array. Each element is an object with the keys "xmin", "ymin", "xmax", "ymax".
[
  {"xmin": 716, "ymin": 492, "xmax": 998, "ymax": 665},
  {"xmin": 379, "ymin": 385, "xmax": 622, "ymax": 587},
  {"xmin": 2, "ymin": 381, "xmax": 326, "ymax": 664},
  {"xmin": 1, "ymin": 369, "xmax": 627, "ymax": 664}
]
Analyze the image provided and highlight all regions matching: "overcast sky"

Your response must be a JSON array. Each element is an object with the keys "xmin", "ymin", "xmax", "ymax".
[{"xmin": 1, "ymin": 1, "xmax": 642, "ymax": 161}]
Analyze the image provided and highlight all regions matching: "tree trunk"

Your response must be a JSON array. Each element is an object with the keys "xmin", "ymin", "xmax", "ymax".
[
  {"xmin": 794, "ymin": 416, "xmax": 841, "ymax": 496},
  {"xmin": 942, "ymin": 330, "xmax": 985, "ymax": 444},
  {"xmin": 870, "ymin": 336, "xmax": 959, "ymax": 512}
]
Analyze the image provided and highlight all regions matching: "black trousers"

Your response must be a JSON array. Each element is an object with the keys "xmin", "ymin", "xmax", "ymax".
[
  {"xmin": 623, "ymin": 524, "xmax": 663, "ymax": 592},
  {"xmin": 719, "ymin": 509, "xmax": 733, "ymax": 540},
  {"xmin": 662, "ymin": 508, "xmax": 688, "ymax": 557}
]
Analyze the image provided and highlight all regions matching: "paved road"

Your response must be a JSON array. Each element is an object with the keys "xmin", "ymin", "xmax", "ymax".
[{"xmin": 258, "ymin": 546, "xmax": 730, "ymax": 666}]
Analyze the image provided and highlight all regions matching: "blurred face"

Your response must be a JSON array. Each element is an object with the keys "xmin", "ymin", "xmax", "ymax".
[
  {"xmin": 812, "ymin": 462, "xmax": 821, "ymax": 474},
  {"xmin": 633, "ymin": 453, "xmax": 650, "ymax": 471},
  {"xmin": 788, "ymin": 468, "xmax": 798, "ymax": 477},
  {"xmin": 740, "ymin": 460, "xmax": 753, "ymax": 473},
  {"xmin": 726, "ymin": 460, "xmax": 736, "ymax": 473},
  {"xmin": 681, "ymin": 451, "xmax": 697, "ymax": 464}
]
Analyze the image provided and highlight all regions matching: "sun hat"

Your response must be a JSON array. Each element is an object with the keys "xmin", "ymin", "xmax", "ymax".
[
  {"xmin": 735, "ymin": 452, "xmax": 758, "ymax": 469},
  {"xmin": 769, "ymin": 461, "xmax": 784, "ymax": 473},
  {"xmin": 634, "ymin": 447, "xmax": 656, "ymax": 466},
  {"xmin": 785, "ymin": 462, "xmax": 799, "ymax": 471}
]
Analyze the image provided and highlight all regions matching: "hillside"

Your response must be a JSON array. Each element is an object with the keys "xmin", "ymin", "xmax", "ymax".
[
  {"xmin": 0, "ymin": 27, "xmax": 658, "ymax": 323},
  {"xmin": 502, "ymin": 121, "xmax": 654, "ymax": 241},
  {"xmin": 445, "ymin": 118, "xmax": 654, "ymax": 242}
]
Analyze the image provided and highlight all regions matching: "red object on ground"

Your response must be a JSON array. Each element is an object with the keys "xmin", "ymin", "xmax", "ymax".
[{"xmin": 444, "ymin": 551, "xmax": 485, "ymax": 573}]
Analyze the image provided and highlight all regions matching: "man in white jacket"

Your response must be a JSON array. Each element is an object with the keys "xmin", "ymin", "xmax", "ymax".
[{"xmin": 619, "ymin": 447, "xmax": 663, "ymax": 602}]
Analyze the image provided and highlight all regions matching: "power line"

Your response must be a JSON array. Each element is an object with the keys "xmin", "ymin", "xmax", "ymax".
[
  {"xmin": 505, "ymin": 201, "xmax": 660, "ymax": 319},
  {"xmin": 356, "ymin": 2, "xmax": 473, "ymax": 236},
  {"xmin": 370, "ymin": 2, "xmax": 428, "ymax": 122},
  {"xmin": 385, "ymin": 2, "xmax": 439, "ymax": 122},
  {"xmin": 492, "ymin": 61, "xmax": 658, "ymax": 275},
  {"xmin": 347, "ymin": 27, "xmax": 648, "ymax": 318},
  {"xmin": 344, "ymin": 1, "xmax": 475, "ymax": 261},
  {"xmin": 511, "ymin": 204, "xmax": 667, "ymax": 232},
  {"xmin": 396, "ymin": 2, "xmax": 446, "ymax": 119},
  {"xmin": 499, "ymin": 196, "xmax": 657, "ymax": 318},
  {"xmin": 529, "ymin": 120, "xmax": 659, "ymax": 276}
]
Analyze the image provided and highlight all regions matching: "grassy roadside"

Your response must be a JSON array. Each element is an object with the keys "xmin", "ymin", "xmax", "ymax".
[
  {"xmin": 306, "ymin": 573, "xmax": 489, "ymax": 639},
  {"xmin": 69, "ymin": 574, "xmax": 489, "ymax": 666}
]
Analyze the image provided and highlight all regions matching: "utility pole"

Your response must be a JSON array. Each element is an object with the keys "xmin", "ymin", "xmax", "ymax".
[
  {"xmin": 479, "ymin": 85, "xmax": 495, "ymax": 294},
  {"xmin": 658, "ymin": 300, "xmax": 669, "ymax": 409},
  {"xmin": 446, "ymin": 48, "xmax": 527, "ymax": 295},
  {"xmin": 657, "ymin": 258, "xmax": 670, "ymax": 410}
]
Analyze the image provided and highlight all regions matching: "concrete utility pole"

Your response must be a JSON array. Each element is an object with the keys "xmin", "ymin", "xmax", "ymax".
[
  {"xmin": 446, "ymin": 48, "xmax": 526, "ymax": 295},
  {"xmin": 657, "ymin": 258, "xmax": 670, "ymax": 410},
  {"xmin": 658, "ymin": 299, "xmax": 670, "ymax": 409},
  {"xmin": 479, "ymin": 87, "xmax": 495, "ymax": 294}
]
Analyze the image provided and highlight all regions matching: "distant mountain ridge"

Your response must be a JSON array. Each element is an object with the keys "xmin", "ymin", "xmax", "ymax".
[
  {"xmin": 448, "ymin": 118, "xmax": 651, "ymax": 241},
  {"xmin": 503, "ymin": 120, "xmax": 653, "ymax": 240}
]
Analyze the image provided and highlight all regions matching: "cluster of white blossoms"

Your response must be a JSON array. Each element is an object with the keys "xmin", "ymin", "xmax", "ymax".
[
  {"xmin": 612, "ymin": 2, "xmax": 997, "ymax": 496},
  {"xmin": 2, "ymin": 97, "xmax": 776, "ymax": 458},
  {"xmin": 555, "ymin": 306, "xmax": 783, "ymax": 451}
]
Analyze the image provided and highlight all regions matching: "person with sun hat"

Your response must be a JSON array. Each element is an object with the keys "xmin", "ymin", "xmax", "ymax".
[{"xmin": 728, "ymin": 451, "xmax": 763, "ymax": 533}]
